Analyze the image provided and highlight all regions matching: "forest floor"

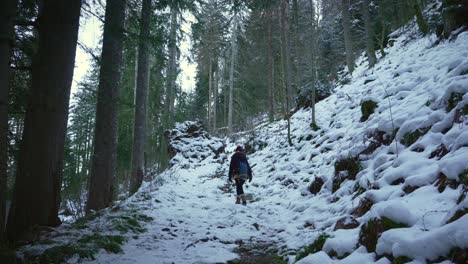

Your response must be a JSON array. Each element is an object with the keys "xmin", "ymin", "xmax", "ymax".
[{"xmin": 79, "ymin": 154, "xmax": 299, "ymax": 264}]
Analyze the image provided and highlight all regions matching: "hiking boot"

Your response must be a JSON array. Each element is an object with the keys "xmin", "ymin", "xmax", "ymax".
[
  {"xmin": 236, "ymin": 197, "xmax": 240, "ymax": 204},
  {"xmin": 240, "ymin": 194, "xmax": 247, "ymax": 205}
]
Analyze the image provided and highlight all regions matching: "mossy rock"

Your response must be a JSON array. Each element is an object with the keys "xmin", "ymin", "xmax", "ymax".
[
  {"xmin": 333, "ymin": 157, "xmax": 361, "ymax": 192},
  {"xmin": 402, "ymin": 185, "xmax": 419, "ymax": 194},
  {"xmin": 78, "ymin": 234, "xmax": 126, "ymax": 253},
  {"xmin": 429, "ymin": 144, "xmax": 449, "ymax": 159},
  {"xmin": 353, "ymin": 183, "xmax": 366, "ymax": 197},
  {"xmin": 295, "ymin": 233, "xmax": 331, "ymax": 261},
  {"xmin": 361, "ymin": 130, "xmax": 392, "ymax": 155},
  {"xmin": 72, "ymin": 212, "xmax": 102, "ymax": 229},
  {"xmin": 38, "ymin": 244, "xmax": 96, "ymax": 264},
  {"xmin": 435, "ymin": 173, "xmax": 459, "ymax": 193},
  {"xmin": 359, "ymin": 217, "xmax": 408, "ymax": 252},
  {"xmin": 400, "ymin": 127, "xmax": 430, "ymax": 147},
  {"xmin": 333, "ymin": 216, "xmax": 359, "ymax": 231},
  {"xmin": 352, "ymin": 198, "xmax": 374, "ymax": 217},
  {"xmin": 310, "ymin": 122, "xmax": 320, "ymax": 131},
  {"xmin": 447, "ymin": 208, "xmax": 468, "ymax": 224},
  {"xmin": 360, "ymin": 100, "xmax": 378, "ymax": 122},
  {"xmin": 448, "ymin": 247, "xmax": 468, "ymax": 264},
  {"xmin": 309, "ymin": 177, "xmax": 324, "ymax": 195},
  {"xmin": 392, "ymin": 256, "xmax": 412, "ymax": 264},
  {"xmin": 446, "ymin": 92, "xmax": 464, "ymax": 112},
  {"xmin": 0, "ymin": 246, "xmax": 20, "ymax": 264}
]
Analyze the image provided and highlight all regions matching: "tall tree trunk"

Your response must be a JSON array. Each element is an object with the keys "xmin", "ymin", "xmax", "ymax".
[
  {"xmin": 412, "ymin": 0, "xmax": 429, "ymax": 34},
  {"xmin": 267, "ymin": 8, "xmax": 275, "ymax": 123},
  {"xmin": 213, "ymin": 70, "xmax": 217, "ymax": 131},
  {"xmin": 7, "ymin": 0, "xmax": 81, "ymax": 240},
  {"xmin": 130, "ymin": 0, "xmax": 152, "ymax": 195},
  {"xmin": 292, "ymin": 0, "xmax": 303, "ymax": 90},
  {"xmin": 341, "ymin": 0, "xmax": 355, "ymax": 73},
  {"xmin": 0, "ymin": 0, "xmax": 17, "ymax": 242},
  {"xmin": 228, "ymin": 14, "xmax": 237, "ymax": 133},
  {"xmin": 280, "ymin": 0, "xmax": 293, "ymax": 146},
  {"xmin": 281, "ymin": 0, "xmax": 294, "ymax": 110},
  {"xmin": 167, "ymin": 7, "xmax": 178, "ymax": 124},
  {"xmin": 208, "ymin": 57, "xmax": 213, "ymax": 130},
  {"xmin": 87, "ymin": 0, "xmax": 126, "ymax": 213},
  {"xmin": 308, "ymin": 0, "xmax": 318, "ymax": 128},
  {"xmin": 363, "ymin": 0, "xmax": 377, "ymax": 68}
]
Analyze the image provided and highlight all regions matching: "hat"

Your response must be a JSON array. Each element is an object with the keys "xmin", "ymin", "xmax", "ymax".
[{"xmin": 235, "ymin": 145, "xmax": 244, "ymax": 152}]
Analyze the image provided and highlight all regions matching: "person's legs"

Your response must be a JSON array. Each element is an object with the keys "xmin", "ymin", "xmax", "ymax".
[{"xmin": 235, "ymin": 179, "xmax": 246, "ymax": 205}]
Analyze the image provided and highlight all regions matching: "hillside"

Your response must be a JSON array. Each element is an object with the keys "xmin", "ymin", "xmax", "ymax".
[{"xmin": 13, "ymin": 20, "xmax": 468, "ymax": 264}]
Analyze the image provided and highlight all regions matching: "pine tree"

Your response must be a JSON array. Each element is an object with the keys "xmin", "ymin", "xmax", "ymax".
[
  {"xmin": 363, "ymin": 0, "xmax": 377, "ymax": 68},
  {"xmin": 130, "ymin": 0, "xmax": 152, "ymax": 195},
  {"xmin": 7, "ymin": 0, "xmax": 82, "ymax": 240},
  {"xmin": 341, "ymin": 0, "xmax": 355, "ymax": 73},
  {"xmin": 87, "ymin": 0, "xmax": 126, "ymax": 213},
  {"xmin": 0, "ymin": 0, "xmax": 17, "ymax": 242}
]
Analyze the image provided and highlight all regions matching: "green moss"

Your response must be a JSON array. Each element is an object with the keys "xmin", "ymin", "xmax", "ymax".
[
  {"xmin": 392, "ymin": 256, "xmax": 412, "ymax": 264},
  {"xmin": 72, "ymin": 212, "xmax": 102, "ymax": 229},
  {"xmin": 295, "ymin": 233, "xmax": 331, "ymax": 261},
  {"xmin": 463, "ymin": 104, "xmax": 468, "ymax": 115},
  {"xmin": 0, "ymin": 245, "xmax": 19, "ymax": 264},
  {"xmin": 460, "ymin": 170, "xmax": 468, "ymax": 185},
  {"xmin": 447, "ymin": 92, "xmax": 464, "ymax": 112},
  {"xmin": 447, "ymin": 247, "xmax": 468, "ymax": 263},
  {"xmin": 110, "ymin": 212, "xmax": 152, "ymax": 234},
  {"xmin": 361, "ymin": 100, "xmax": 378, "ymax": 122},
  {"xmin": 381, "ymin": 217, "xmax": 408, "ymax": 230},
  {"xmin": 353, "ymin": 183, "xmax": 366, "ymax": 197},
  {"xmin": 334, "ymin": 157, "xmax": 361, "ymax": 180},
  {"xmin": 39, "ymin": 244, "xmax": 96, "ymax": 264},
  {"xmin": 310, "ymin": 122, "xmax": 320, "ymax": 131},
  {"xmin": 78, "ymin": 234, "xmax": 126, "ymax": 253},
  {"xmin": 401, "ymin": 127, "xmax": 430, "ymax": 147},
  {"xmin": 447, "ymin": 208, "xmax": 468, "ymax": 223}
]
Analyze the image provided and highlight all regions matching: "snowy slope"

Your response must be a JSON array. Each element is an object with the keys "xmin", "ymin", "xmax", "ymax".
[
  {"xmin": 16, "ymin": 25, "xmax": 468, "ymax": 264},
  {"xmin": 88, "ymin": 29, "xmax": 467, "ymax": 263}
]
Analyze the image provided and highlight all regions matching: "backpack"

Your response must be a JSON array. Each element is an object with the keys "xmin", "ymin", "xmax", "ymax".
[{"xmin": 238, "ymin": 161, "xmax": 249, "ymax": 180}]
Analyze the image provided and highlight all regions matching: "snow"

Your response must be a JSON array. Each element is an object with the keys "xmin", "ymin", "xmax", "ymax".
[
  {"xmin": 96, "ymin": 30, "xmax": 468, "ymax": 262},
  {"xmin": 17, "ymin": 15, "xmax": 468, "ymax": 264}
]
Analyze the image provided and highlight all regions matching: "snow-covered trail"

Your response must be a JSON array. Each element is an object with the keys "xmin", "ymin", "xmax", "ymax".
[{"xmin": 87, "ymin": 160, "xmax": 301, "ymax": 264}]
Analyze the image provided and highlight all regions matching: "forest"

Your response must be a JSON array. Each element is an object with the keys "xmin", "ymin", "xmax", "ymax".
[{"xmin": 0, "ymin": 0, "xmax": 467, "ymax": 263}]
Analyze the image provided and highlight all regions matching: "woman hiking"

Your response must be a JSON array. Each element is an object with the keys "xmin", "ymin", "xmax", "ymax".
[{"xmin": 228, "ymin": 146, "xmax": 253, "ymax": 205}]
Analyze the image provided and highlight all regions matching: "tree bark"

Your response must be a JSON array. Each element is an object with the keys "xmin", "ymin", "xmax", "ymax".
[
  {"xmin": 363, "ymin": 0, "xmax": 377, "ymax": 68},
  {"xmin": 167, "ymin": 7, "xmax": 178, "ymax": 125},
  {"xmin": 7, "ymin": 0, "xmax": 81, "ymax": 240},
  {"xmin": 130, "ymin": 0, "xmax": 152, "ymax": 195},
  {"xmin": 308, "ymin": 0, "xmax": 318, "ymax": 127},
  {"xmin": 412, "ymin": 0, "xmax": 429, "ymax": 34},
  {"xmin": 341, "ymin": 0, "xmax": 355, "ymax": 73},
  {"xmin": 0, "ymin": 0, "xmax": 17, "ymax": 242},
  {"xmin": 292, "ymin": 0, "xmax": 303, "ymax": 90},
  {"xmin": 281, "ymin": 0, "xmax": 294, "ymax": 109},
  {"xmin": 87, "ymin": 0, "xmax": 126, "ymax": 213},
  {"xmin": 228, "ymin": 14, "xmax": 237, "ymax": 133},
  {"xmin": 213, "ymin": 70, "xmax": 217, "ymax": 131},
  {"xmin": 267, "ymin": 8, "xmax": 275, "ymax": 123},
  {"xmin": 208, "ymin": 57, "xmax": 213, "ymax": 130},
  {"xmin": 280, "ymin": 0, "xmax": 293, "ymax": 146}
]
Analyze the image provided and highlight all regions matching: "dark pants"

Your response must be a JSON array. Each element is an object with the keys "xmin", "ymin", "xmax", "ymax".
[{"xmin": 235, "ymin": 179, "xmax": 245, "ymax": 196}]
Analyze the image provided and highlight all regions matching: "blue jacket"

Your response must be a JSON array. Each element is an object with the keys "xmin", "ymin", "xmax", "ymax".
[{"xmin": 228, "ymin": 152, "xmax": 252, "ymax": 181}]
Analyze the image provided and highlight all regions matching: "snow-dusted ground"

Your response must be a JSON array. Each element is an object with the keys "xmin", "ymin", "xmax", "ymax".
[
  {"xmin": 82, "ymin": 30, "xmax": 468, "ymax": 263},
  {"xmin": 17, "ymin": 21, "xmax": 468, "ymax": 264}
]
